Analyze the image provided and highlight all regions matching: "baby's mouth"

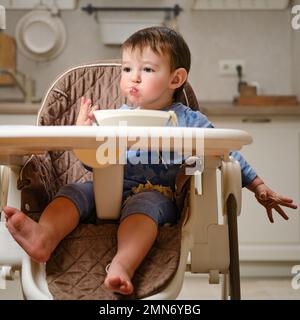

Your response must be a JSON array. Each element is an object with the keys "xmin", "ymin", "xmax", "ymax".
[{"xmin": 129, "ymin": 87, "xmax": 139, "ymax": 95}]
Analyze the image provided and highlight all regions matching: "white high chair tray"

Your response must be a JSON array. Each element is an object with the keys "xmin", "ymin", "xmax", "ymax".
[{"xmin": 0, "ymin": 125, "xmax": 252, "ymax": 161}]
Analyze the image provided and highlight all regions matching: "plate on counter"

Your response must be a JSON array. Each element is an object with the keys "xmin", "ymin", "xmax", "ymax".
[{"xmin": 15, "ymin": 9, "xmax": 66, "ymax": 62}]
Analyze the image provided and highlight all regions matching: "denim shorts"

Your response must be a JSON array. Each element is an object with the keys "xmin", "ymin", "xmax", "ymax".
[{"xmin": 54, "ymin": 181, "xmax": 179, "ymax": 226}]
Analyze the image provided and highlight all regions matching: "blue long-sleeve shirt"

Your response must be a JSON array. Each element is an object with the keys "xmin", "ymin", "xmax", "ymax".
[{"xmin": 121, "ymin": 102, "xmax": 257, "ymax": 196}]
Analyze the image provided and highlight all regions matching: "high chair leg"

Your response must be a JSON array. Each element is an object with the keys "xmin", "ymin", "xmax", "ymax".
[
  {"xmin": 221, "ymin": 273, "xmax": 229, "ymax": 300},
  {"xmin": 0, "ymin": 165, "xmax": 10, "ymax": 220},
  {"xmin": 227, "ymin": 194, "xmax": 241, "ymax": 300}
]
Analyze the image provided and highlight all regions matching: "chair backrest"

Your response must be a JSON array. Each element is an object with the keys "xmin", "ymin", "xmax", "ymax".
[
  {"xmin": 19, "ymin": 61, "xmax": 200, "ymax": 214},
  {"xmin": 37, "ymin": 60, "xmax": 200, "ymax": 126}
]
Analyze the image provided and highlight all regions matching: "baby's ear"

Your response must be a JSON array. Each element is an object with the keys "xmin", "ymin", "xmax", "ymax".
[{"xmin": 169, "ymin": 68, "xmax": 188, "ymax": 90}]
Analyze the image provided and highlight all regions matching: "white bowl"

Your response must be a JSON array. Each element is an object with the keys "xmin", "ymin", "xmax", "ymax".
[{"xmin": 93, "ymin": 109, "xmax": 172, "ymax": 127}]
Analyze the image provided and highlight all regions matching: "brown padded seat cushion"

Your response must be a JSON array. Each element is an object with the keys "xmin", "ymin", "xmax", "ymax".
[
  {"xmin": 19, "ymin": 61, "xmax": 199, "ymax": 299},
  {"xmin": 46, "ymin": 222, "xmax": 182, "ymax": 300}
]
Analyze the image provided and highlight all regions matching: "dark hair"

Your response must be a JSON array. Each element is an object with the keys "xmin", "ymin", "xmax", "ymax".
[{"xmin": 122, "ymin": 26, "xmax": 191, "ymax": 96}]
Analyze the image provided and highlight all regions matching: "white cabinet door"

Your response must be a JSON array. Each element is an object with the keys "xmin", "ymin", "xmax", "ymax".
[{"xmin": 211, "ymin": 116, "xmax": 300, "ymax": 261}]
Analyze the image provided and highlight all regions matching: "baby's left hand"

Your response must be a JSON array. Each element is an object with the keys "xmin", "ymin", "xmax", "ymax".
[
  {"xmin": 254, "ymin": 184, "xmax": 298, "ymax": 223},
  {"xmin": 76, "ymin": 97, "xmax": 99, "ymax": 126}
]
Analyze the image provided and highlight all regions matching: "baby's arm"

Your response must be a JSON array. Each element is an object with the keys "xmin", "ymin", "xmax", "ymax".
[
  {"xmin": 246, "ymin": 176, "xmax": 297, "ymax": 223},
  {"xmin": 225, "ymin": 151, "xmax": 297, "ymax": 223},
  {"xmin": 76, "ymin": 97, "xmax": 99, "ymax": 126},
  {"xmin": 185, "ymin": 107, "xmax": 298, "ymax": 223}
]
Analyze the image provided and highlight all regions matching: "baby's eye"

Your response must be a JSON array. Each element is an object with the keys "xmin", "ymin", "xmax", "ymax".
[
  {"xmin": 122, "ymin": 67, "xmax": 131, "ymax": 72},
  {"xmin": 143, "ymin": 67, "xmax": 154, "ymax": 73}
]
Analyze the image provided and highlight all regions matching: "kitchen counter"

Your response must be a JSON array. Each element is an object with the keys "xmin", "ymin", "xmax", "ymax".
[
  {"xmin": 0, "ymin": 102, "xmax": 41, "ymax": 114},
  {"xmin": 1, "ymin": 101, "xmax": 300, "ymax": 118},
  {"xmin": 199, "ymin": 102, "xmax": 300, "ymax": 118}
]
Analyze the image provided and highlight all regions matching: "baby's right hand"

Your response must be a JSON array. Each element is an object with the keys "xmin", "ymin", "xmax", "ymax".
[{"xmin": 76, "ymin": 97, "xmax": 99, "ymax": 126}]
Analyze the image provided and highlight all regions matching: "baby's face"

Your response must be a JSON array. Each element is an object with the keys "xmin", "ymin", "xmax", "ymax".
[{"xmin": 120, "ymin": 47, "xmax": 175, "ymax": 110}]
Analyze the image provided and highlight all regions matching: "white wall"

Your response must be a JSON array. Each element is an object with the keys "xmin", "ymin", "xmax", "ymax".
[
  {"xmin": 0, "ymin": 0, "xmax": 298, "ymax": 102},
  {"xmin": 292, "ymin": 0, "xmax": 300, "ymax": 100}
]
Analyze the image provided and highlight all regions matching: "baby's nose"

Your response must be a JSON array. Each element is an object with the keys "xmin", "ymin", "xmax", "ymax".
[{"xmin": 131, "ymin": 71, "xmax": 141, "ymax": 83}]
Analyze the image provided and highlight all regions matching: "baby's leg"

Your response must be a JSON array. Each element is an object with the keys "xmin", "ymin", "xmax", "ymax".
[
  {"xmin": 4, "ymin": 197, "xmax": 80, "ymax": 262},
  {"xmin": 104, "ymin": 213, "xmax": 158, "ymax": 295},
  {"xmin": 104, "ymin": 190, "xmax": 178, "ymax": 295},
  {"xmin": 4, "ymin": 181, "xmax": 95, "ymax": 263}
]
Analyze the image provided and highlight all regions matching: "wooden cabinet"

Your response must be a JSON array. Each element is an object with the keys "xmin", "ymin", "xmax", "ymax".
[{"xmin": 210, "ymin": 114, "xmax": 300, "ymax": 268}]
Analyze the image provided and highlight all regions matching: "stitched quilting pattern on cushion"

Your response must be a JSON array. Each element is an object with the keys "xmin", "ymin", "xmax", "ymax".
[
  {"xmin": 40, "ymin": 64, "xmax": 126, "ymax": 126},
  {"xmin": 46, "ymin": 223, "xmax": 181, "ymax": 300}
]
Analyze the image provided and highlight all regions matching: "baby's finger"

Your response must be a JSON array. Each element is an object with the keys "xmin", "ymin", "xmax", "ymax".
[
  {"xmin": 274, "ymin": 205, "xmax": 289, "ymax": 220},
  {"xmin": 273, "ymin": 195, "xmax": 298, "ymax": 208},
  {"xmin": 80, "ymin": 97, "xmax": 90, "ymax": 112},
  {"xmin": 266, "ymin": 207, "xmax": 274, "ymax": 223},
  {"xmin": 279, "ymin": 201, "xmax": 298, "ymax": 209},
  {"xmin": 276, "ymin": 196, "xmax": 295, "ymax": 203},
  {"xmin": 81, "ymin": 97, "xmax": 91, "ymax": 106},
  {"xmin": 84, "ymin": 98, "xmax": 92, "ymax": 109}
]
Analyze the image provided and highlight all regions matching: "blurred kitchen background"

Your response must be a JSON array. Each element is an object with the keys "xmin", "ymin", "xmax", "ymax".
[
  {"xmin": 1, "ymin": 0, "xmax": 300, "ymax": 102},
  {"xmin": 0, "ymin": 0, "xmax": 300, "ymax": 299}
]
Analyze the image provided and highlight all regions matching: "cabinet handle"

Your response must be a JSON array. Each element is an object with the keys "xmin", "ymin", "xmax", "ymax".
[{"xmin": 242, "ymin": 118, "xmax": 271, "ymax": 123}]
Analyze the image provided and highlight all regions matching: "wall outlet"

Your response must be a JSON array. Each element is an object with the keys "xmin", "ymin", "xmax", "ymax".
[{"xmin": 219, "ymin": 60, "xmax": 246, "ymax": 76}]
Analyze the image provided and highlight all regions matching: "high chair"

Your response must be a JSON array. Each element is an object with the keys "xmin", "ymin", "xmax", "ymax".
[{"xmin": 0, "ymin": 61, "xmax": 252, "ymax": 300}]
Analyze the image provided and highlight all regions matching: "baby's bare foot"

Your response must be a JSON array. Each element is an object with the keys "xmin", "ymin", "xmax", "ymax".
[
  {"xmin": 104, "ymin": 261, "xmax": 134, "ymax": 295},
  {"xmin": 4, "ymin": 206, "xmax": 55, "ymax": 262}
]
